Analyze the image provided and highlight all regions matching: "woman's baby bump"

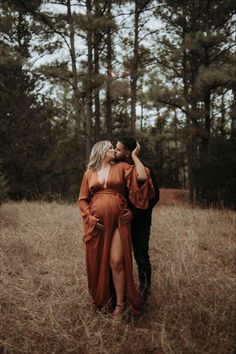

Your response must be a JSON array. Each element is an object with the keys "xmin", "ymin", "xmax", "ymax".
[{"xmin": 91, "ymin": 194, "xmax": 121, "ymax": 221}]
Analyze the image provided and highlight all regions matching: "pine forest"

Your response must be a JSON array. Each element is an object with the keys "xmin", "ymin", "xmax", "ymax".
[{"xmin": 0, "ymin": 0, "xmax": 235, "ymax": 207}]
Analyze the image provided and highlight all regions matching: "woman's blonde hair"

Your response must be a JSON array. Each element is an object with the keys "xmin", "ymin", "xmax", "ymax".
[{"xmin": 87, "ymin": 140, "xmax": 112, "ymax": 171}]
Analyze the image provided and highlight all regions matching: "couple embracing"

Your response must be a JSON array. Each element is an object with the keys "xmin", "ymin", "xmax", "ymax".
[{"xmin": 78, "ymin": 137, "xmax": 159, "ymax": 319}]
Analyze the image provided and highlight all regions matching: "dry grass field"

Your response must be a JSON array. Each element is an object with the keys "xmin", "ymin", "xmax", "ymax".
[{"xmin": 0, "ymin": 198, "xmax": 235, "ymax": 354}]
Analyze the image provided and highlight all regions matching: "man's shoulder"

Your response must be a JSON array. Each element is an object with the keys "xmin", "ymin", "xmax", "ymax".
[{"xmin": 139, "ymin": 159, "xmax": 154, "ymax": 172}]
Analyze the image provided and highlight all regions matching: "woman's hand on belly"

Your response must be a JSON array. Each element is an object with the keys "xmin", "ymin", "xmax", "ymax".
[{"xmin": 96, "ymin": 219, "xmax": 105, "ymax": 231}]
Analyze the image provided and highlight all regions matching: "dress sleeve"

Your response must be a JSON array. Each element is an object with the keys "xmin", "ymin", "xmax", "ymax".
[
  {"xmin": 123, "ymin": 164, "xmax": 156, "ymax": 209},
  {"xmin": 77, "ymin": 171, "xmax": 98, "ymax": 242}
]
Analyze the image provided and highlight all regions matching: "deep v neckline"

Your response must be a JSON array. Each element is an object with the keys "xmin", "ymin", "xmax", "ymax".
[{"xmin": 96, "ymin": 165, "xmax": 112, "ymax": 188}]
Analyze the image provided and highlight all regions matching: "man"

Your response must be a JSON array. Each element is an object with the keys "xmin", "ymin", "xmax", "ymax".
[{"xmin": 115, "ymin": 136, "xmax": 159, "ymax": 302}]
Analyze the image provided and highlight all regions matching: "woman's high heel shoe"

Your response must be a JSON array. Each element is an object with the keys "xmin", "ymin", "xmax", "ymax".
[{"xmin": 112, "ymin": 303, "xmax": 126, "ymax": 320}]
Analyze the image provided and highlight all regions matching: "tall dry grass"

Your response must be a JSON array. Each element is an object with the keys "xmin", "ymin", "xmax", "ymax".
[{"xmin": 0, "ymin": 201, "xmax": 235, "ymax": 354}]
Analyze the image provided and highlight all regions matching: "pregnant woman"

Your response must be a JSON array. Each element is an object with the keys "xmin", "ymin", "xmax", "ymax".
[{"xmin": 78, "ymin": 140, "xmax": 154, "ymax": 318}]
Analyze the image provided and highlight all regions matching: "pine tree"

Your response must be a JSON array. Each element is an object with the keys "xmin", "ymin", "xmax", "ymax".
[
  {"xmin": 0, "ymin": 1, "xmax": 59, "ymax": 198},
  {"xmin": 150, "ymin": 0, "xmax": 235, "ymax": 205}
]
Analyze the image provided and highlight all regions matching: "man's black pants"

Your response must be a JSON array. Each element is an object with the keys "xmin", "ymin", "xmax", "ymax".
[{"xmin": 131, "ymin": 223, "xmax": 151, "ymax": 298}]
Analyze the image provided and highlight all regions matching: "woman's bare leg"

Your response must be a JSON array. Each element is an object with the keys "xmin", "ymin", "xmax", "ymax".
[{"xmin": 110, "ymin": 228, "xmax": 125, "ymax": 307}]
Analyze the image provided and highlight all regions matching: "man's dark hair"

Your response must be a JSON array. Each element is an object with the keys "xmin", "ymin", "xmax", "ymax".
[{"xmin": 118, "ymin": 136, "xmax": 137, "ymax": 152}]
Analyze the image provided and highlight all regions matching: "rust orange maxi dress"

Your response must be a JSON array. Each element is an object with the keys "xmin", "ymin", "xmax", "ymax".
[{"xmin": 78, "ymin": 162, "xmax": 154, "ymax": 316}]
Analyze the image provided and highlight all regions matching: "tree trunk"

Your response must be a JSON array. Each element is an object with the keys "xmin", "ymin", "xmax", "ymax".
[
  {"xmin": 220, "ymin": 93, "xmax": 226, "ymax": 137},
  {"xmin": 86, "ymin": 0, "xmax": 93, "ymax": 159},
  {"xmin": 183, "ymin": 44, "xmax": 196, "ymax": 203},
  {"xmin": 67, "ymin": 0, "xmax": 81, "ymax": 137},
  {"xmin": 130, "ymin": 0, "xmax": 139, "ymax": 133},
  {"xmin": 105, "ymin": 0, "xmax": 112, "ymax": 139},
  {"xmin": 174, "ymin": 110, "xmax": 180, "ymax": 187},
  {"xmin": 199, "ymin": 89, "xmax": 211, "ymax": 204},
  {"xmin": 94, "ymin": 1, "xmax": 100, "ymax": 141},
  {"xmin": 230, "ymin": 86, "xmax": 236, "ymax": 140},
  {"xmin": 186, "ymin": 117, "xmax": 197, "ymax": 204}
]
